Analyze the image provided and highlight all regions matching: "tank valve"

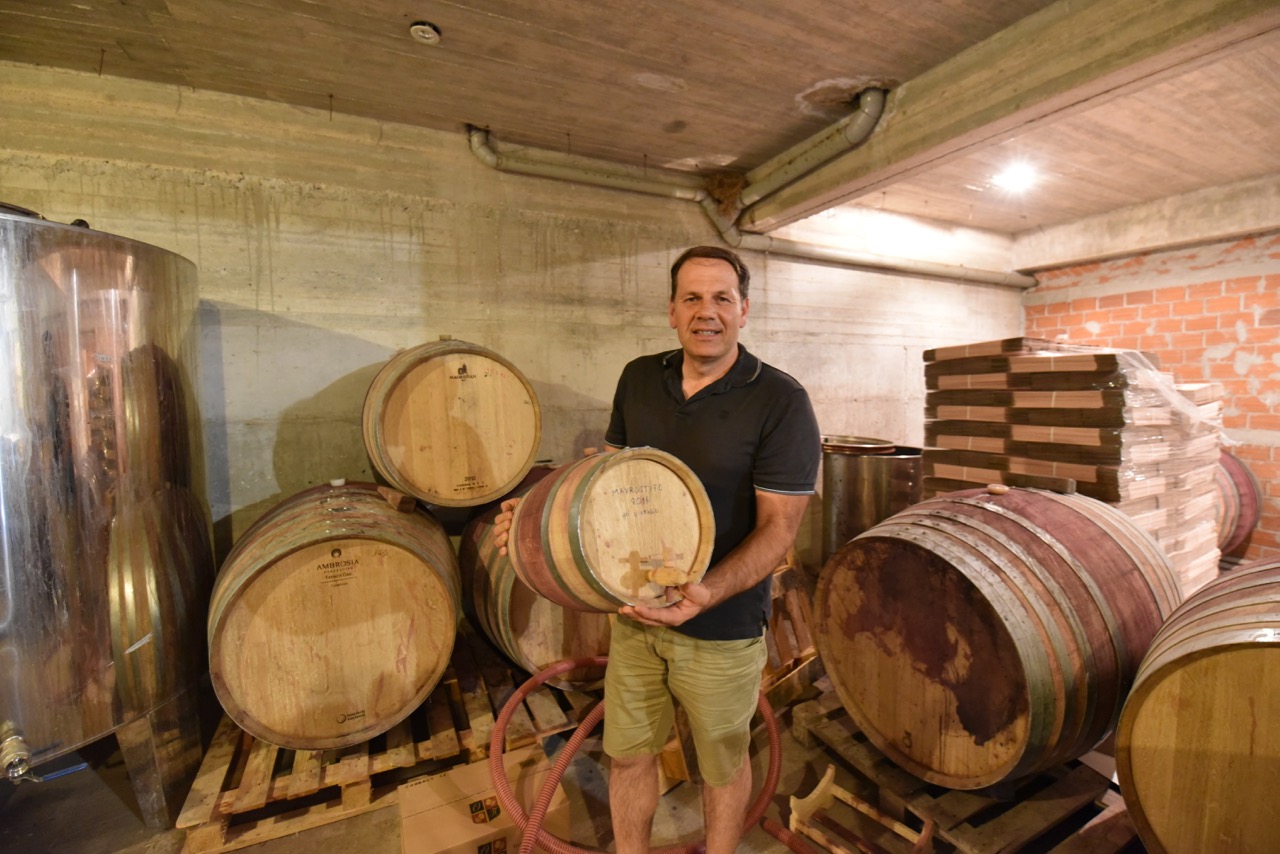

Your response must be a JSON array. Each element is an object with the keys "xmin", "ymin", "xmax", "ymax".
[
  {"xmin": 0, "ymin": 723, "xmax": 88, "ymax": 783},
  {"xmin": 1, "ymin": 722, "xmax": 31, "ymax": 781}
]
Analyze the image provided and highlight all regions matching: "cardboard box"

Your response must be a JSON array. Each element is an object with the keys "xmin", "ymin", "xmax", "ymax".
[{"xmin": 400, "ymin": 745, "xmax": 572, "ymax": 854}]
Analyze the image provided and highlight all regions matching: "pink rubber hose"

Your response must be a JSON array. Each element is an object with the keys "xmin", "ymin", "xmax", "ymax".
[{"xmin": 487, "ymin": 656, "xmax": 785, "ymax": 854}]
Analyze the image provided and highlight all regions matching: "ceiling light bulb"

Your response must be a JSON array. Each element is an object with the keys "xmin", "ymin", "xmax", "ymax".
[{"xmin": 992, "ymin": 161, "xmax": 1038, "ymax": 192}]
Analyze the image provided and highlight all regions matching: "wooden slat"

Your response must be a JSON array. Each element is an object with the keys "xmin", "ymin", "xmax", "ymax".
[
  {"xmin": 450, "ymin": 641, "xmax": 497, "ymax": 760},
  {"xmin": 947, "ymin": 764, "xmax": 1111, "ymax": 854},
  {"xmin": 765, "ymin": 655, "xmax": 826, "ymax": 710},
  {"xmin": 791, "ymin": 691, "xmax": 845, "ymax": 748},
  {"xmin": 423, "ymin": 691, "xmax": 460, "ymax": 761},
  {"xmin": 786, "ymin": 587, "xmax": 815, "ymax": 656},
  {"xmin": 772, "ymin": 605, "xmax": 799, "ymax": 667},
  {"xmin": 764, "ymin": 622, "xmax": 783, "ymax": 679},
  {"xmin": 326, "ymin": 742, "xmax": 372, "ymax": 789},
  {"xmin": 205, "ymin": 791, "xmax": 399, "ymax": 854},
  {"xmin": 809, "ymin": 717, "xmax": 931, "ymax": 806},
  {"xmin": 176, "ymin": 715, "xmax": 244, "ymax": 828},
  {"xmin": 228, "ymin": 736, "xmax": 277, "ymax": 812},
  {"xmin": 286, "ymin": 749, "xmax": 323, "ymax": 798},
  {"xmin": 465, "ymin": 628, "xmax": 540, "ymax": 749},
  {"xmin": 524, "ymin": 689, "xmax": 571, "ymax": 733},
  {"xmin": 1049, "ymin": 794, "xmax": 1138, "ymax": 854},
  {"xmin": 382, "ymin": 718, "xmax": 417, "ymax": 769}
]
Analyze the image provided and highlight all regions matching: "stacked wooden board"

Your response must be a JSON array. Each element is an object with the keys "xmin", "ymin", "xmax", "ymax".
[{"xmin": 922, "ymin": 337, "xmax": 1223, "ymax": 596}]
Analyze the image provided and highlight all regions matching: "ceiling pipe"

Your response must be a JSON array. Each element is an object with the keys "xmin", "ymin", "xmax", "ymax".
[
  {"xmin": 468, "ymin": 127, "xmax": 706, "ymax": 201},
  {"xmin": 466, "ymin": 126, "xmax": 1037, "ymax": 289},
  {"xmin": 740, "ymin": 88, "xmax": 887, "ymax": 208}
]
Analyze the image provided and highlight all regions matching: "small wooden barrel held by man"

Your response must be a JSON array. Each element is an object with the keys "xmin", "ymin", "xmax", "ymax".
[{"xmin": 507, "ymin": 447, "xmax": 715, "ymax": 612}]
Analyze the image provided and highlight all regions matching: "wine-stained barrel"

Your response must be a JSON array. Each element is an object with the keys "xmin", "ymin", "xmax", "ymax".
[
  {"xmin": 208, "ymin": 481, "xmax": 460, "ymax": 749},
  {"xmin": 1213, "ymin": 450, "xmax": 1262, "ymax": 554},
  {"xmin": 1116, "ymin": 555, "xmax": 1280, "ymax": 854},
  {"xmin": 508, "ymin": 447, "xmax": 715, "ymax": 612},
  {"xmin": 460, "ymin": 466, "xmax": 611, "ymax": 690},
  {"xmin": 362, "ymin": 337, "xmax": 541, "ymax": 507},
  {"xmin": 814, "ymin": 486, "xmax": 1181, "ymax": 789}
]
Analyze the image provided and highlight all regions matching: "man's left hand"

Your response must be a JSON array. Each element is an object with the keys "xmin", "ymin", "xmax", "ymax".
[{"xmin": 619, "ymin": 582, "xmax": 712, "ymax": 627}]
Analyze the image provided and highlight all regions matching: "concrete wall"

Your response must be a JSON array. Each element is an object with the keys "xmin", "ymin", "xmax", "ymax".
[
  {"xmin": 1025, "ymin": 236, "xmax": 1280, "ymax": 562},
  {"xmin": 0, "ymin": 62, "xmax": 1024, "ymax": 569}
]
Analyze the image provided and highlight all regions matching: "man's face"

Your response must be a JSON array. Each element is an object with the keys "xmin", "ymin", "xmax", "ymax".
[{"xmin": 668, "ymin": 258, "xmax": 749, "ymax": 368}]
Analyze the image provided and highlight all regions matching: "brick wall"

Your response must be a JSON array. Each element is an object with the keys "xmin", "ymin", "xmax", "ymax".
[{"xmin": 1024, "ymin": 234, "xmax": 1280, "ymax": 561}]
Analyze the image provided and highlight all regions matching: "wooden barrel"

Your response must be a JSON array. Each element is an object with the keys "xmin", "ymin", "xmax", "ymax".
[
  {"xmin": 459, "ymin": 466, "xmax": 611, "ymax": 690},
  {"xmin": 362, "ymin": 337, "xmax": 541, "ymax": 507},
  {"xmin": 1213, "ymin": 450, "xmax": 1262, "ymax": 554},
  {"xmin": 814, "ymin": 486, "xmax": 1181, "ymax": 789},
  {"xmin": 208, "ymin": 481, "xmax": 460, "ymax": 749},
  {"xmin": 1116, "ymin": 555, "xmax": 1280, "ymax": 853},
  {"xmin": 508, "ymin": 447, "xmax": 715, "ymax": 612}
]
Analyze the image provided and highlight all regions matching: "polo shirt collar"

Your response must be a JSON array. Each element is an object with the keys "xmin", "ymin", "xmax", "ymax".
[{"xmin": 662, "ymin": 344, "xmax": 762, "ymax": 400}]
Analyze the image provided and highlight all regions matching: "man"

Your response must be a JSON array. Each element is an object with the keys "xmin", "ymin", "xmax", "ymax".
[{"xmin": 497, "ymin": 245, "xmax": 819, "ymax": 853}]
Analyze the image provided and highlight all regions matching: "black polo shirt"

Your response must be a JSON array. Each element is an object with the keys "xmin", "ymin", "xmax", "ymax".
[{"xmin": 604, "ymin": 345, "xmax": 820, "ymax": 640}]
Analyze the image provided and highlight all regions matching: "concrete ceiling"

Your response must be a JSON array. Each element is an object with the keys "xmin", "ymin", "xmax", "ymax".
[{"xmin": 2, "ymin": 0, "xmax": 1279, "ymax": 273}]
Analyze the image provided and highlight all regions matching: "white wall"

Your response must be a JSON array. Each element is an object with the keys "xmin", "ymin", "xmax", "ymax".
[{"xmin": 0, "ymin": 62, "xmax": 1024, "ymax": 567}]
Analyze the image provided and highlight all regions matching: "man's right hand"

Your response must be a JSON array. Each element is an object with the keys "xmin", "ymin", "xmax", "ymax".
[{"xmin": 492, "ymin": 497, "xmax": 521, "ymax": 556}]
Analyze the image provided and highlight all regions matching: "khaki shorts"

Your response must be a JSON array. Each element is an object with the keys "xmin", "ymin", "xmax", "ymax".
[{"xmin": 603, "ymin": 617, "xmax": 767, "ymax": 787}]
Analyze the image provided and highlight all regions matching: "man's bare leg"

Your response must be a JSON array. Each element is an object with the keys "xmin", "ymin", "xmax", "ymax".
[
  {"xmin": 702, "ymin": 753, "xmax": 752, "ymax": 854},
  {"xmin": 611, "ymin": 753, "xmax": 660, "ymax": 853}
]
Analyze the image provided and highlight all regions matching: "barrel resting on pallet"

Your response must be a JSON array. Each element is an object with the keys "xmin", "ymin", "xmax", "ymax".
[{"xmin": 791, "ymin": 690, "xmax": 1138, "ymax": 854}]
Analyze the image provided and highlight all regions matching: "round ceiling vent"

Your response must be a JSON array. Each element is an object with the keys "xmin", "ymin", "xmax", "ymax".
[{"xmin": 409, "ymin": 22, "xmax": 441, "ymax": 45}]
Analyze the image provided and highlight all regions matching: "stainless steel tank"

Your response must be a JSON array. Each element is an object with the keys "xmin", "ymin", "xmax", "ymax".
[
  {"xmin": 0, "ymin": 208, "xmax": 212, "ymax": 786},
  {"xmin": 820, "ymin": 435, "xmax": 923, "ymax": 565}
]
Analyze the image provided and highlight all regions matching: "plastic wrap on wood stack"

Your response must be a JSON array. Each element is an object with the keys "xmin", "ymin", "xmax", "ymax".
[{"xmin": 921, "ymin": 337, "xmax": 1224, "ymax": 597}]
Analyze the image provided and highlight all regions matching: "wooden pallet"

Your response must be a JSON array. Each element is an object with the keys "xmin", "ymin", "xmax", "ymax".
[
  {"xmin": 791, "ymin": 692, "xmax": 1139, "ymax": 854},
  {"xmin": 176, "ymin": 628, "xmax": 596, "ymax": 853},
  {"xmin": 762, "ymin": 560, "xmax": 826, "ymax": 709},
  {"xmin": 450, "ymin": 623, "xmax": 598, "ymax": 762}
]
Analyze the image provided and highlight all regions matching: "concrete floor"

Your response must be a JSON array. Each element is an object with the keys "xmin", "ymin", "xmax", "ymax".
[{"xmin": 0, "ymin": 699, "xmax": 839, "ymax": 854}]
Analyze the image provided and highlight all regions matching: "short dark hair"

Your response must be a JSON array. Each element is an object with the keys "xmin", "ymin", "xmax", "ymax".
[{"xmin": 669, "ymin": 246, "xmax": 750, "ymax": 301}]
